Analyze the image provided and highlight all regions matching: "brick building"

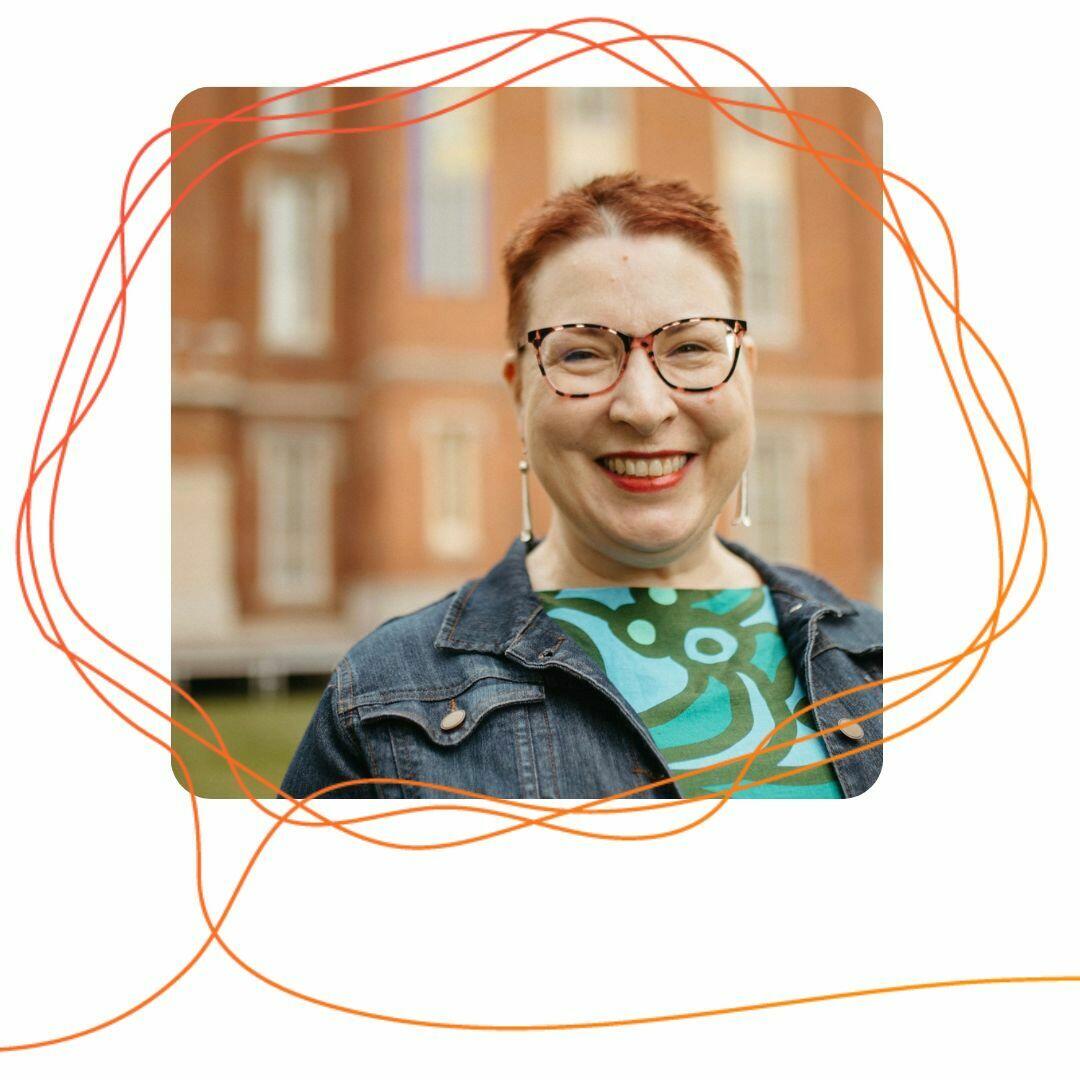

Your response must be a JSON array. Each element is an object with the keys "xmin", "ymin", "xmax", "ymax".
[{"xmin": 171, "ymin": 85, "xmax": 883, "ymax": 689}]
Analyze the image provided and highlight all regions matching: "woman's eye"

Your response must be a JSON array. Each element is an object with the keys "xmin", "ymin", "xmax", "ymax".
[
  {"xmin": 672, "ymin": 342, "xmax": 706, "ymax": 355},
  {"xmin": 561, "ymin": 350, "xmax": 601, "ymax": 363}
]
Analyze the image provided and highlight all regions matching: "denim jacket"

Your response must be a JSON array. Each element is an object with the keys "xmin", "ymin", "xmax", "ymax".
[{"xmin": 280, "ymin": 537, "xmax": 883, "ymax": 801}]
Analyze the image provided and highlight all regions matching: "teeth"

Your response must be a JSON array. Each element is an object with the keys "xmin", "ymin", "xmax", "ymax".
[{"xmin": 601, "ymin": 454, "xmax": 688, "ymax": 477}]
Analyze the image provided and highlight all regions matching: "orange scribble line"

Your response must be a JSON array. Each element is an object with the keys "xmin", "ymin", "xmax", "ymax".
[
  {"xmin": 19, "ymin": 24, "xmax": 1039, "ymax": 831},
  {"xmin": 6, "ymin": 16, "xmax": 1058, "ymax": 1056}
]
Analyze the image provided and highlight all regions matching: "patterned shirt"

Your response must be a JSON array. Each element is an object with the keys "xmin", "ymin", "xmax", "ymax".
[{"xmin": 536, "ymin": 586, "xmax": 843, "ymax": 799}]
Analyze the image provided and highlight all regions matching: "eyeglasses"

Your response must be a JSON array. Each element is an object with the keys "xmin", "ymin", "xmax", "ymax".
[{"xmin": 519, "ymin": 316, "xmax": 747, "ymax": 398}]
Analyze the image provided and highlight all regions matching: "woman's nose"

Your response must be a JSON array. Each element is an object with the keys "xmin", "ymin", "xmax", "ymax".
[{"xmin": 607, "ymin": 345, "xmax": 679, "ymax": 434}]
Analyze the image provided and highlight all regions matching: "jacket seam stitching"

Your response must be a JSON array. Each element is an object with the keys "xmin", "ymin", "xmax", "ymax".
[
  {"xmin": 441, "ymin": 578, "xmax": 485, "ymax": 646},
  {"xmin": 384, "ymin": 723, "xmax": 415, "ymax": 799},
  {"xmin": 329, "ymin": 666, "xmax": 365, "ymax": 781},
  {"xmin": 811, "ymin": 640, "xmax": 884, "ymax": 659},
  {"xmin": 341, "ymin": 712, "xmax": 380, "ymax": 798},
  {"xmin": 541, "ymin": 693, "xmax": 561, "ymax": 798},
  {"xmin": 804, "ymin": 611, "xmax": 854, "ymax": 799}
]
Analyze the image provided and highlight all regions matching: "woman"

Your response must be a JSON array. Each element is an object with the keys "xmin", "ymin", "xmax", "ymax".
[{"xmin": 281, "ymin": 172, "xmax": 882, "ymax": 802}]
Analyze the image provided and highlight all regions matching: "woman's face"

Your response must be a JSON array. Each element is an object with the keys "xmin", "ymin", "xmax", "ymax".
[{"xmin": 508, "ymin": 232, "xmax": 756, "ymax": 568}]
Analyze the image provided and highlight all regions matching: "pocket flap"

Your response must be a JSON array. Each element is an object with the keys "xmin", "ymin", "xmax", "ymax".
[
  {"xmin": 813, "ymin": 606, "xmax": 882, "ymax": 659},
  {"xmin": 350, "ymin": 676, "xmax": 545, "ymax": 747}
]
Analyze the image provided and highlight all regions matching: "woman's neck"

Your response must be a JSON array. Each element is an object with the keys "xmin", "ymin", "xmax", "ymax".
[{"xmin": 525, "ymin": 516, "xmax": 763, "ymax": 591}]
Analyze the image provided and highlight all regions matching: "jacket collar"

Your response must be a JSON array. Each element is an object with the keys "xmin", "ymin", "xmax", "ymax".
[
  {"xmin": 435, "ymin": 537, "xmax": 559, "ymax": 659},
  {"xmin": 434, "ymin": 535, "xmax": 864, "ymax": 664}
]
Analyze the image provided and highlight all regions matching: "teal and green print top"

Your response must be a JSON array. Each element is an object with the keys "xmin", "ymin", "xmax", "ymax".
[{"xmin": 535, "ymin": 586, "xmax": 843, "ymax": 799}]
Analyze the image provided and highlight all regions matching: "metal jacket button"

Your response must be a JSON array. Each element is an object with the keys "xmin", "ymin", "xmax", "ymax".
[
  {"xmin": 440, "ymin": 708, "xmax": 466, "ymax": 731},
  {"xmin": 840, "ymin": 722, "xmax": 864, "ymax": 740}
]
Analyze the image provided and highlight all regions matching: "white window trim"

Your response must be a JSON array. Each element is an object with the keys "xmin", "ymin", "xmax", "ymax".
[
  {"xmin": 252, "ymin": 422, "xmax": 340, "ymax": 606},
  {"xmin": 713, "ymin": 87, "xmax": 802, "ymax": 351},
  {"xmin": 251, "ymin": 166, "xmax": 342, "ymax": 357},
  {"xmin": 410, "ymin": 403, "xmax": 493, "ymax": 561},
  {"xmin": 741, "ymin": 418, "xmax": 821, "ymax": 568},
  {"xmin": 408, "ymin": 87, "xmax": 492, "ymax": 297},
  {"xmin": 256, "ymin": 87, "xmax": 333, "ymax": 151},
  {"xmin": 547, "ymin": 87, "xmax": 635, "ymax": 194}
]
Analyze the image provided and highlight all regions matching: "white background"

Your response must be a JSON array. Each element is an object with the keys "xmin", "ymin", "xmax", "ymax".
[{"xmin": 1, "ymin": 2, "xmax": 1077, "ymax": 1075}]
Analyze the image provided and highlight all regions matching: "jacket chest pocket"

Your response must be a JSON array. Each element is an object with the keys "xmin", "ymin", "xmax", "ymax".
[{"xmin": 346, "ymin": 677, "xmax": 553, "ymax": 799}]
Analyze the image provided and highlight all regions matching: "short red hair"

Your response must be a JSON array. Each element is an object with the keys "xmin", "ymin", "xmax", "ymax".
[{"xmin": 501, "ymin": 171, "xmax": 744, "ymax": 348}]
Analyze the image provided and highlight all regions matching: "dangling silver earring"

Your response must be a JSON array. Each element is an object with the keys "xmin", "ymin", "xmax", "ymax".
[
  {"xmin": 518, "ymin": 443, "xmax": 534, "ymax": 543},
  {"xmin": 734, "ymin": 468, "xmax": 752, "ymax": 527}
]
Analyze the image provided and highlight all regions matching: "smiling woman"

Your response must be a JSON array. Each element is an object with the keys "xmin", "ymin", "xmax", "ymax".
[
  {"xmin": 280, "ymin": 172, "xmax": 883, "ymax": 802},
  {"xmin": 513, "ymin": 228, "xmax": 756, "ymax": 585}
]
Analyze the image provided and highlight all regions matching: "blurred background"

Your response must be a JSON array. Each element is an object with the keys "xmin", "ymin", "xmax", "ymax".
[{"xmin": 171, "ymin": 85, "xmax": 883, "ymax": 795}]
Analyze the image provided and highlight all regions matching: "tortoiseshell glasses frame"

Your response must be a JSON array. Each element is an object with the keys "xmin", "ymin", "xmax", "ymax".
[{"xmin": 518, "ymin": 316, "xmax": 748, "ymax": 398}]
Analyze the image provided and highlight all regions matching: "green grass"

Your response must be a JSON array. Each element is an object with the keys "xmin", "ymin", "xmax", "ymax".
[{"xmin": 170, "ymin": 691, "xmax": 321, "ymax": 798}]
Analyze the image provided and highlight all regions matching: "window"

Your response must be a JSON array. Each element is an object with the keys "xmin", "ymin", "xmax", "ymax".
[
  {"xmin": 407, "ymin": 87, "xmax": 492, "ymax": 296},
  {"xmin": 713, "ymin": 87, "xmax": 801, "ymax": 348},
  {"xmin": 255, "ymin": 169, "xmax": 338, "ymax": 356},
  {"xmin": 741, "ymin": 422, "xmax": 815, "ymax": 567},
  {"xmin": 548, "ymin": 87, "xmax": 634, "ymax": 192},
  {"xmin": 257, "ymin": 87, "xmax": 332, "ymax": 151},
  {"xmin": 172, "ymin": 461, "xmax": 239, "ymax": 639},
  {"xmin": 254, "ymin": 424, "xmax": 339, "ymax": 606},
  {"xmin": 412, "ymin": 406, "xmax": 489, "ymax": 561}
]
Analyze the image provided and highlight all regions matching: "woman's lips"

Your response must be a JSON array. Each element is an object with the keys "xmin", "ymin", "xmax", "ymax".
[{"xmin": 596, "ymin": 453, "xmax": 695, "ymax": 492}]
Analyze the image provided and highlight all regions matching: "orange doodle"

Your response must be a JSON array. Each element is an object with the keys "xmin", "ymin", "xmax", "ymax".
[{"xmin": 6, "ymin": 17, "xmax": 1060, "ymax": 1053}]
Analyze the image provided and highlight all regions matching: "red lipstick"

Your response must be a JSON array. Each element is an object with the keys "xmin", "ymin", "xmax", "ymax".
[{"xmin": 594, "ymin": 451, "xmax": 695, "ymax": 493}]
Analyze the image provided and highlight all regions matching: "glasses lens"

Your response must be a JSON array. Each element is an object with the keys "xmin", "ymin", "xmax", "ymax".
[
  {"xmin": 538, "ymin": 327, "xmax": 624, "ymax": 394},
  {"xmin": 654, "ymin": 320, "xmax": 737, "ymax": 389}
]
